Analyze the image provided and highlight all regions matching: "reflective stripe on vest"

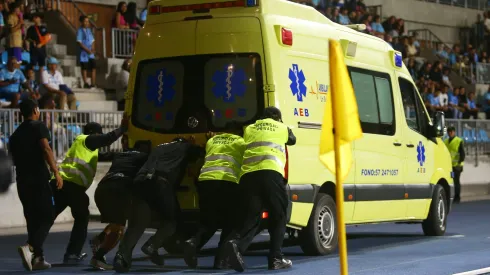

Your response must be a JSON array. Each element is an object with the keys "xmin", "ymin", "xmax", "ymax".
[
  {"xmin": 62, "ymin": 157, "xmax": 96, "ymax": 177},
  {"xmin": 59, "ymin": 167, "xmax": 89, "ymax": 186},
  {"xmin": 204, "ymin": 154, "xmax": 240, "ymax": 167},
  {"xmin": 242, "ymin": 155, "xmax": 285, "ymax": 169},
  {"xmin": 200, "ymin": 166, "xmax": 238, "ymax": 177},
  {"xmin": 246, "ymin": 141, "xmax": 285, "ymax": 153}
]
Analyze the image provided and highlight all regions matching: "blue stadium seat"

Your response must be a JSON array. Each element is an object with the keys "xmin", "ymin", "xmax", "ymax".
[
  {"xmin": 21, "ymin": 51, "xmax": 30, "ymax": 64},
  {"xmin": 66, "ymin": 125, "xmax": 82, "ymax": 136},
  {"xmin": 463, "ymin": 129, "xmax": 475, "ymax": 144},
  {"xmin": 1, "ymin": 51, "xmax": 7, "ymax": 65},
  {"xmin": 479, "ymin": 129, "xmax": 489, "ymax": 143}
]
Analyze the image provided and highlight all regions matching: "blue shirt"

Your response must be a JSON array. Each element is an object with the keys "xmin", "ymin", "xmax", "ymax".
[
  {"xmin": 371, "ymin": 22, "xmax": 384, "ymax": 33},
  {"xmin": 0, "ymin": 69, "xmax": 26, "ymax": 94},
  {"xmin": 427, "ymin": 93, "xmax": 440, "ymax": 106},
  {"xmin": 449, "ymin": 94, "xmax": 459, "ymax": 106},
  {"xmin": 483, "ymin": 92, "xmax": 490, "ymax": 111},
  {"xmin": 338, "ymin": 14, "xmax": 350, "ymax": 25},
  {"xmin": 0, "ymin": 13, "xmax": 4, "ymax": 27},
  {"xmin": 448, "ymin": 53, "xmax": 457, "ymax": 65},
  {"xmin": 140, "ymin": 8, "xmax": 147, "ymax": 22},
  {"xmin": 467, "ymin": 99, "xmax": 476, "ymax": 109},
  {"xmin": 76, "ymin": 27, "xmax": 95, "ymax": 62}
]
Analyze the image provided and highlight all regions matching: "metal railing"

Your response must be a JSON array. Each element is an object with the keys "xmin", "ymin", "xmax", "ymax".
[
  {"xmin": 416, "ymin": 0, "xmax": 489, "ymax": 10},
  {"xmin": 0, "ymin": 109, "xmax": 123, "ymax": 160},
  {"xmin": 407, "ymin": 29, "xmax": 448, "ymax": 50},
  {"xmin": 51, "ymin": 0, "xmax": 107, "ymax": 58},
  {"xmin": 111, "ymin": 28, "xmax": 139, "ymax": 58},
  {"xmin": 475, "ymin": 62, "xmax": 490, "ymax": 84}
]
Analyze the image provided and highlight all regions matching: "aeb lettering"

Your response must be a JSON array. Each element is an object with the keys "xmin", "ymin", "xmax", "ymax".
[{"xmin": 294, "ymin": 108, "xmax": 309, "ymax": 117}]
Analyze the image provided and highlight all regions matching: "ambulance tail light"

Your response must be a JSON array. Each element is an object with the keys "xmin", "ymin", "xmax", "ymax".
[
  {"xmin": 281, "ymin": 28, "xmax": 293, "ymax": 46},
  {"xmin": 262, "ymin": 211, "xmax": 269, "ymax": 219},
  {"xmin": 150, "ymin": 0, "xmax": 257, "ymax": 14}
]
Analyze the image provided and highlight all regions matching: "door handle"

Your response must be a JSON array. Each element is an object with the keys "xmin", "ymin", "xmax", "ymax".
[
  {"xmin": 406, "ymin": 144, "xmax": 415, "ymax": 148},
  {"xmin": 393, "ymin": 142, "xmax": 402, "ymax": 146}
]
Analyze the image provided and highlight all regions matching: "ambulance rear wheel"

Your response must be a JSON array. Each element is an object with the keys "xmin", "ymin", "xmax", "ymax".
[
  {"xmin": 422, "ymin": 184, "xmax": 448, "ymax": 236},
  {"xmin": 299, "ymin": 193, "xmax": 338, "ymax": 256}
]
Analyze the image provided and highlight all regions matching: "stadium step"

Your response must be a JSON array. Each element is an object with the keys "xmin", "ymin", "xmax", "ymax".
[
  {"xmin": 77, "ymin": 100, "xmax": 117, "ymax": 112},
  {"xmin": 72, "ymin": 88, "xmax": 107, "ymax": 101},
  {"xmin": 46, "ymin": 44, "xmax": 67, "ymax": 57}
]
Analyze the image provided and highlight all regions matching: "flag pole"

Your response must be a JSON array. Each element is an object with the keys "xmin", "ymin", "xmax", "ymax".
[{"xmin": 333, "ymin": 128, "xmax": 349, "ymax": 274}]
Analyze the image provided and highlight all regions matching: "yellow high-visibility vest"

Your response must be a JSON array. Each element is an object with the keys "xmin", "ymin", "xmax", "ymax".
[
  {"xmin": 58, "ymin": 135, "xmax": 98, "ymax": 188},
  {"xmin": 444, "ymin": 136, "xmax": 464, "ymax": 168},
  {"xmin": 198, "ymin": 133, "xmax": 245, "ymax": 183},
  {"xmin": 241, "ymin": 118, "xmax": 289, "ymax": 177}
]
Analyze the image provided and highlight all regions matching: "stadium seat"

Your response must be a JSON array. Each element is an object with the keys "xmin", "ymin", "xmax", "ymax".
[
  {"xmin": 1, "ymin": 51, "xmax": 7, "ymax": 65},
  {"xmin": 66, "ymin": 125, "xmax": 82, "ymax": 136},
  {"xmin": 21, "ymin": 51, "xmax": 30, "ymax": 64},
  {"xmin": 479, "ymin": 129, "xmax": 489, "ymax": 143},
  {"xmin": 463, "ymin": 129, "xmax": 475, "ymax": 144}
]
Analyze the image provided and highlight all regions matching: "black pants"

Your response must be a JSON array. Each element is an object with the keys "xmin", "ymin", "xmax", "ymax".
[
  {"xmin": 233, "ymin": 170, "xmax": 289, "ymax": 259},
  {"xmin": 453, "ymin": 167, "xmax": 462, "ymax": 200},
  {"xmin": 50, "ymin": 180, "xmax": 89, "ymax": 255},
  {"xmin": 17, "ymin": 179, "xmax": 55, "ymax": 257},
  {"xmin": 192, "ymin": 180, "xmax": 239, "ymax": 253},
  {"xmin": 118, "ymin": 177, "xmax": 179, "ymax": 262}
]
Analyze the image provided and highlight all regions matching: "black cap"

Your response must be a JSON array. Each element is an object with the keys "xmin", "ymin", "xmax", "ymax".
[
  {"xmin": 262, "ymin": 107, "xmax": 282, "ymax": 121},
  {"xmin": 83, "ymin": 122, "xmax": 103, "ymax": 135},
  {"xmin": 447, "ymin": 126, "xmax": 456, "ymax": 132}
]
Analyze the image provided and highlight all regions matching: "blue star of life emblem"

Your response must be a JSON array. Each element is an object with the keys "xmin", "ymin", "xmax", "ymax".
[
  {"xmin": 212, "ymin": 64, "xmax": 247, "ymax": 103},
  {"xmin": 146, "ymin": 68, "xmax": 176, "ymax": 107},
  {"xmin": 288, "ymin": 64, "xmax": 307, "ymax": 102},
  {"xmin": 417, "ymin": 141, "xmax": 426, "ymax": 166}
]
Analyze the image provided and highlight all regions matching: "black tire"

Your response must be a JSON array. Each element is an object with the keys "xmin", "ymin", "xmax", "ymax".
[
  {"xmin": 422, "ymin": 184, "xmax": 448, "ymax": 236},
  {"xmin": 298, "ymin": 193, "xmax": 338, "ymax": 256}
]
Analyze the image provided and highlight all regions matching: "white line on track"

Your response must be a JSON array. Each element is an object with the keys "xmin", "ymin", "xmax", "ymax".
[{"xmin": 452, "ymin": 267, "xmax": 490, "ymax": 275}]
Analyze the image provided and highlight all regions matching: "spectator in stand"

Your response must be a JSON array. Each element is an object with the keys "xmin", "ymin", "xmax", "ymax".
[
  {"xmin": 436, "ymin": 44, "xmax": 449, "ymax": 61},
  {"xmin": 393, "ymin": 18, "xmax": 405, "ymax": 36},
  {"xmin": 0, "ymin": 57, "xmax": 34, "ymax": 107},
  {"xmin": 392, "ymin": 36, "xmax": 406, "ymax": 58},
  {"xmin": 427, "ymin": 89, "xmax": 442, "ymax": 117},
  {"xmin": 430, "ymin": 61, "xmax": 443, "ymax": 84},
  {"xmin": 7, "ymin": 2, "xmax": 23, "ymax": 63},
  {"xmin": 483, "ymin": 85, "xmax": 490, "ymax": 119},
  {"xmin": 113, "ymin": 2, "xmax": 129, "ymax": 29},
  {"xmin": 449, "ymin": 87, "xmax": 463, "ymax": 119},
  {"xmin": 355, "ymin": 0, "xmax": 366, "ymax": 13},
  {"xmin": 116, "ymin": 59, "xmax": 130, "ymax": 111},
  {"xmin": 382, "ymin": 16, "xmax": 396, "ymax": 35},
  {"xmin": 124, "ymin": 2, "xmax": 142, "ymax": 30},
  {"xmin": 16, "ymin": 0, "xmax": 26, "ymax": 47},
  {"xmin": 348, "ymin": 10, "xmax": 357, "ymax": 24},
  {"xmin": 438, "ymin": 85, "xmax": 450, "ymax": 116},
  {"xmin": 407, "ymin": 58, "xmax": 418, "ymax": 80},
  {"xmin": 442, "ymin": 68, "xmax": 453, "ymax": 90},
  {"xmin": 449, "ymin": 45, "xmax": 460, "ymax": 66},
  {"xmin": 371, "ymin": 15, "xmax": 385, "ymax": 38},
  {"xmin": 385, "ymin": 34, "xmax": 392, "ymax": 47},
  {"xmin": 419, "ymin": 62, "xmax": 432, "ymax": 81},
  {"xmin": 338, "ymin": 7, "xmax": 350, "ymax": 25},
  {"xmin": 405, "ymin": 36, "xmax": 418, "ymax": 58},
  {"xmin": 463, "ymin": 91, "xmax": 479, "ymax": 119},
  {"xmin": 41, "ymin": 94, "xmax": 68, "ymax": 158},
  {"xmin": 458, "ymin": 86, "xmax": 467, "ymax": 106},
  {"xmin": 0, "ymin": 2, "xmax": 5, "ymax": 43},
  {"xmin": 361, "ymin": 14, "xmax": 373, "ymax": 34},
  {"xmin": 22, "ymin": 67, "xmax": 40, "ymax": 100},
  {"xmin": 41, "ymin": 57, "xmax": 77, "ymax": 110},
  {"xmin": 140, "ymin": 0, "xmax": 150, "ymax": 25},
  {"xmin": 25, "ymin": 13, "xmax": 49, "ymax": 73},
  {"xmin": 325, "ymin": 6, "xmax": 333, "ymax": 21},
  {"xmin": 77, "ymin": 16, "xmax": 97, "ymax": 89}
]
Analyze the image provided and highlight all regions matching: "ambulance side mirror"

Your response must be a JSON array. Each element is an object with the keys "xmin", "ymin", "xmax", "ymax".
[{"xmin": 431, "ymin": 111, "xmax": 446, "ymax": 138}]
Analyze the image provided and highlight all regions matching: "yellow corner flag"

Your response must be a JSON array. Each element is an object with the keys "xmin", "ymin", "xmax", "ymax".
[{"xmin": 319, "ymin": 39, "xmax": 363, "ymax": 275}]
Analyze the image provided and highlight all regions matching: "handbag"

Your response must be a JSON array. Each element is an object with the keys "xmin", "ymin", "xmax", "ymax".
[{"xmin": 35, "ymin": 26, "xmax": 52, "ymax": 47}]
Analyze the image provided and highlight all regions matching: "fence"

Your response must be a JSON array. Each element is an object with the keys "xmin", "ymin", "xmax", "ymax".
[
  {"xmin": 475, "ymin": 62, "xmax": 490, "ymax": 84},
  {"xmin": 445, "ymin": 119, "xmax": 490, "ymax": 166},
  {"xmin": 416, "ymin": 0, "xmax": 489, "ymax": 10},
  {"xmin": 111, "ymin": 28, "xmax": 139, "ymax": 58},
  {"xmin": 0, "ymin": 109, "xmax": 124, "ymax": 160}
]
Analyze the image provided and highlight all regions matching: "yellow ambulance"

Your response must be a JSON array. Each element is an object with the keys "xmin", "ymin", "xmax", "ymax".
[{"xmin": 124, "ymin": 0, "xmax": 454, "ymax": 255}]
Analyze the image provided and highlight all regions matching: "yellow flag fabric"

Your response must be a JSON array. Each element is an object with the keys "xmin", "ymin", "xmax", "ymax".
[{"xmin": 319, "ymin": 39, "xmax": 363, "ymax": 183}]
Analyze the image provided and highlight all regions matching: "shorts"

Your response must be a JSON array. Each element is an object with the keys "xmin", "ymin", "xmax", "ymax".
[
  {"xmin": 94, "ymin": 177, "xmax": 132, "ymax": 225},
  {"xmin": 80, "ymin": 58, "xmax": 96, "ymax": 71},
  {"xmin": 30, "ymin": 52, "xmax": 47, "ymax": 67},
  {"xmin": 8, "ymin": 47, "xmax": 22, "ymax": 63},
  {"xmin": 136, "ymin": 176, "xmax": 180, "ymax": 222},
  {"xmin": 0, "ymin": 91, "xmax": 19, "ymax": 101}
]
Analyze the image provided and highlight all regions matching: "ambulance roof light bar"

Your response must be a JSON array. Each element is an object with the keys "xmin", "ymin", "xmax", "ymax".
[
  {"xmin": 149, "ymin": 0, "xmax": 257, "ymax": 15},
  {"xmin": 345, "ymin": 24, "xmax": 366, "ymax": 31}
]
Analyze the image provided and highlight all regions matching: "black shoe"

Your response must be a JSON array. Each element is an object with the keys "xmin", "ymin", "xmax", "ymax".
[
  {"xmin": 90, "ymin": 256, "xmax": 113, "ymax": 270},
  {"xmin": 213, "ymin": 256, "xmax": 231, "ymax": 270},
  {"xmin": 183, "ymin": 239, "xmax": 198, "ymax": 268},
  {"xmin": 32, "ymin": 256, "xmax": 51, "ymax": 271},
  {"xmin": 63, "ymin": 253, "xmax": 87, "ymax": 264},
  {"xmin": 141, "ymin": 243, "xmax": 164, "ymax": 266},
  {"xmin": 224, "ymin": 240, "xmax": 245, "ymax": 272},
  {"xmin": 113, "ymin": 252, "xmax": 130, "ymax": 273},
  {"xmin": 83, "ymin": 83, "xmax": 91, "ymax": 89},
  {"xmin": 268, "ymin": 257, "xmax": 292, "ymax": 270}
]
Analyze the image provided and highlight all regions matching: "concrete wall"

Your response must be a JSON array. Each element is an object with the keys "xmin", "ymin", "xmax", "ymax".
[
  {"xmin": 74, "ymin": 0, "xmax": 148, "ymax": 9},
  {"xmin": 364, "ymin": 0, "xmax": 481, "ymax": 44},
  {"xmin": 1, "ymin": 160, "xmax": 489, "ymax": 228}
]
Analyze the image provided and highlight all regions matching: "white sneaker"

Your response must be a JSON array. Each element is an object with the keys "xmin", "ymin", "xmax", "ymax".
[{"xmin": 18, "ymin": 245, "xmax": 33, "ymax": 271}]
